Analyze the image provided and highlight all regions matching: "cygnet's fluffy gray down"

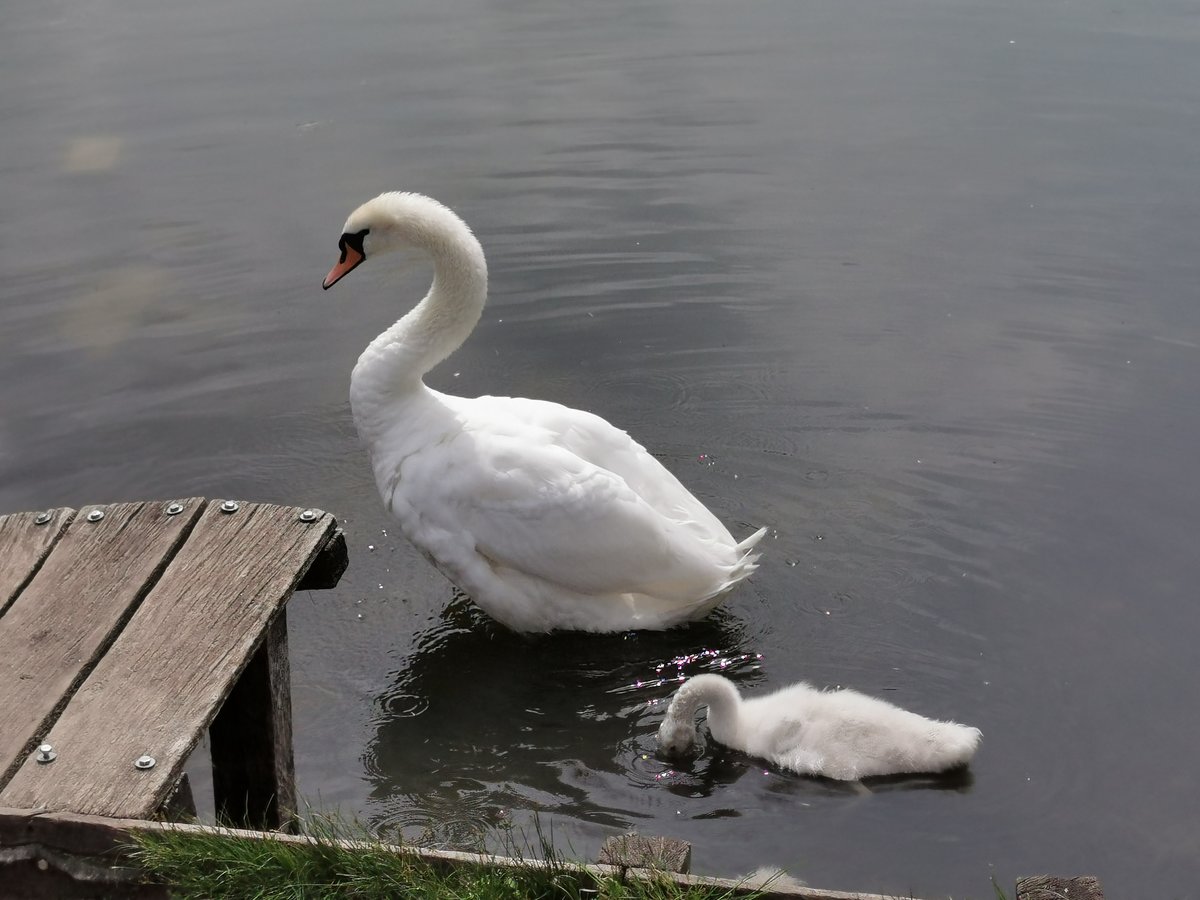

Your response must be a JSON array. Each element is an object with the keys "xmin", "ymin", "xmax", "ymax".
[{"xmin": 657, "ymin": 673, "xmax": 980, "ymax": 780}]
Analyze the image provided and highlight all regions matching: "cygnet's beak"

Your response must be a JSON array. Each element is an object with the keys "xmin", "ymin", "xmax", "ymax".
[{"xmin": 322, "ymin": 245, "xmax": 365, "ymax": 290}]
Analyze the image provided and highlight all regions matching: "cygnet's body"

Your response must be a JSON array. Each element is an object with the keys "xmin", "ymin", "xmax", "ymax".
[
  {"xmin": 657, "ymin": 673, "xmax": 980, "ymax": 780},
  {"xmin": 322, "ymin": 192, "xmax": 766, "ymax": 632}
]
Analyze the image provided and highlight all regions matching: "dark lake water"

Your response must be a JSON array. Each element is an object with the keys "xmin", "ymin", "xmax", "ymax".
[{"xmin": 4, "ymin": 0, "xmax": 1200, "ymax": 896}]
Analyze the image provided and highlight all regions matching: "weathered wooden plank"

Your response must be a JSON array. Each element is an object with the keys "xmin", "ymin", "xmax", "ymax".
[
  {"xmin": 209, "ymin": 610, "xmax": 296, "ymax": 830},
  {"xmin": 0, "ymin": 809, "xmax": 900, "ymax": 900},
  {"xmin": 1016, "ymin": 874, "xmax": 1105, "ymax": 900},
  {"xmin": 0, "ymin": 807, "xmax": 169, "ymax": 900},
  {"xmin": 0, "ymin": 853, "xmax": 168, "ymax": 900},
  {"xmin": 0, "ymin": 507, "xmax": 75, "ymax": 617},
  {"xmin": 599, "ymin": 832, "xmax": 692, "ymax": 873},
  {"xmin": 0, "ymin": 500, "xmax": 203, "ymax": 790},
  {"xmin": 0, "ymin": 503, "xmax": 336, "ymax": 819}
]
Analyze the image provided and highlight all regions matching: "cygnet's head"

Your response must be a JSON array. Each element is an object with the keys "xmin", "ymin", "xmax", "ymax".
[
  {"xmin": 321, "ymin": 192, "xmax": 477, "ymax": 290},
  {"xmin": 656, "ymin": 712, "xmax": 701, "ymax": 758}
]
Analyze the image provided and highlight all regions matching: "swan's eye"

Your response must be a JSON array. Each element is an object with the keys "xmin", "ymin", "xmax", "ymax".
[{"xmin": 338, "ymin": 228, "xmax": 369, "ymax": 263}]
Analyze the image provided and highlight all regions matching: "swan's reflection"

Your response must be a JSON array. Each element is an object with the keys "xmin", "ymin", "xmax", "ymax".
[
  {"xmin": 364, "ymin": 593, "xmax": 974, "ymax": 848},
  {"xmin": 363, "ymin": 593, "xmax": 760, "ymax": 842}
]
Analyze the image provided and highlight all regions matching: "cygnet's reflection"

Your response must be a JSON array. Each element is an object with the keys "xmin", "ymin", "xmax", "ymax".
[
  {"xmin": 364, "ymin": 593, "xmax": 974, "ymax": 849},
  {"xmin": 655, "ymin": 740, "xmax": 976, "ymax": 803},
  {"xmin": 363, "ymin": 593, "xmax": 758, "ymax": 842}
]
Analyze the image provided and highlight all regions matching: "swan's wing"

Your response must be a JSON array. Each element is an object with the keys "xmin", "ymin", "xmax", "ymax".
[
  {"xmin": 395, "ymin": 424, "xmax": 736, "ymax": 600},
  {"xmin": 475, "ymin": 396, "xmax": 732, "ymax": 540}
]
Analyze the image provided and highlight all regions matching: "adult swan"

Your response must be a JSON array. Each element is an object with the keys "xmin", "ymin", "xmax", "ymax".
[{"xmin": 323, "ymin": 191, "xmax": 766, "ymax": 633}]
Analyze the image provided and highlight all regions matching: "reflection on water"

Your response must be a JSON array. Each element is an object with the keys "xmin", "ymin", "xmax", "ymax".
[
  {"xmin": 365, "ymin": 592, "xmax": 979, "ymax": 858},
  {"xmin": 3, "ymin": 0, "xmax": 1200, "ymax": 896},
  {"xmin": 61, "ymin": 266, "xmax": 173, "ymax": 356},
  {"xmin": 365, "ymin": 596, "xmax": 764, "ymax": 840},
  {"xmin": 657, "ymin": 745, "xmax": 975, "ymax": 804},
  {"xmin": 62, "ymin": 135, "xmax": 124, "ymax": 174}
]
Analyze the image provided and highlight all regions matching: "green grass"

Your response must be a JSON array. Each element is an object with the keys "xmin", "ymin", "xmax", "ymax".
[{"xmin": 129, "ymin": 817, "xmax": 766, "ymax": 900}]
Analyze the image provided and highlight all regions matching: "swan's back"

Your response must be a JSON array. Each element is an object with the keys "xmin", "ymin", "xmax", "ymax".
[
  {"xmin": 374, "ymin": 390, "xmax": 766, "ymax": 631},
  {"xmin": 473, "ymin": 395, "xmax": 736, "ymax": 541}
]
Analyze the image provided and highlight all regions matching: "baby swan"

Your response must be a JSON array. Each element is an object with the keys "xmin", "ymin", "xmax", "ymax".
[{"xmin": 657, "ymin": 673, "xmax": 980, "ymax": 780}]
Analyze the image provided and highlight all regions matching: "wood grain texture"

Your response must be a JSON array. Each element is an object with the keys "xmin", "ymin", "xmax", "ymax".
[
  {"xmin": 210, "ymin": 611, "xmax": 296, "ymax": 830},
  {"xmin": 0, "ymin": 500, "xmax": 202, "ymax": 789},
  {"xmin": 1016, "ymin": 875, "xmax": 1105, "ymax": 900},
  {"xmin": 0, "ymin": 507, "xmax": 75, "ymax": 617},
  {"xmin": 0, "ymin": 806, "xmax": 168, "ymax": 900},
  {"xmin": 599, "ymin": 832, "xmax": 692, "ymax": 873},
  {"xmin": 0, "ymin": 502, "xmax": 336, "ymax": 818}
]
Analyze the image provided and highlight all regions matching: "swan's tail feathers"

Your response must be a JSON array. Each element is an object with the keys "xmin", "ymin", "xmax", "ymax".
[
  {"xmin": 737, "ymin": 525, "xmax": 769, "ymax": 555},
  {"xmin": 944, "ymin": 724, "xmax": 983, "ymax": 767},
  {"xmin": 665, "ymin": 526, "xmax": 770, "ymax": 626},
  {"xmin": 731, "ymin": 525, "xmax": 769, "ymax": 578},
  {"xmin": 712, "ymin": 525, "xmax": 769, "ymax": 594}
]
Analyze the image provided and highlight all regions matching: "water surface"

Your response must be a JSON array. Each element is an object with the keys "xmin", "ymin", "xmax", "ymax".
[{"xmin": 3, "ymin": 0, "xmax": 1199, "ymax": 896}]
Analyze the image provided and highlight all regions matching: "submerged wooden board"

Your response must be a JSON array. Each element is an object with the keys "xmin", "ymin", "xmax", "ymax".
[
  {"xmin": 0, "ymin": 507, "xmax": 75, "ymax": 616},
  {"xmin": 0, "ymin": 808, "xmax": 901, "ymax": 900},
  {"xmin": 0, "ymin": 500, "xmax": 202, "ymax": 789},
  {"xmin": 0, "ymin": 502, "xmax": 336, "ymax": 819},
  {"xmin": 1016, "ymin": 875, "xmax": 1105, "ymax": 900},
  {"xmin": 600, "ymin": 832, "xmax": 692, "ymax": 873}
]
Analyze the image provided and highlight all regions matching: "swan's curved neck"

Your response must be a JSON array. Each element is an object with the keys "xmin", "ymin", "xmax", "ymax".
[
  {"xmin": 350, "ymin": 196, "xmax": 489, "ymax": 429},
  {"xmin": 669, "ymin": 675, "xmax": 742, "ymax": 738}
]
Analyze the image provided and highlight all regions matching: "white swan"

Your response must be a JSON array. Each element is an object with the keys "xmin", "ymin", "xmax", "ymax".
[
  {"xmin": 322, "ymin": 191, "xmax": 767, "ymax": 633},
  {"xmin": 657, "ymin": 674, "xmax": 980, "ymax": 780}
]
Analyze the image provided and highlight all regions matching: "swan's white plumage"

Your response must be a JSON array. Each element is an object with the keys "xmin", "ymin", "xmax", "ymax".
[
  {"xmin": 327, "ymin": 192, "xmax": 766, "ymax": 633},
  {"xmin": 657, "ymin": 674, "xmax": 980, "ymax": 780}
]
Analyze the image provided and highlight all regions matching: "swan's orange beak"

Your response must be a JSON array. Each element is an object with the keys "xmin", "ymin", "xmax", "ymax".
[{"xmin": 322, "ymin": 245, "xmax": 365, "ymax": 290}]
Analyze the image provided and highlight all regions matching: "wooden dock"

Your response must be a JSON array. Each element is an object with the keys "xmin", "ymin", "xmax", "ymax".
[{"xmin": 0, "ymin": 498, "xmax": 346, "ymax": 842}]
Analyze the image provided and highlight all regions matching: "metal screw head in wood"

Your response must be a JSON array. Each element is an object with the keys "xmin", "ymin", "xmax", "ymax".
[
  {"xmin": 134, "ymin": 755, "xmax": 156, "ymax": 770},
  {"xmin": 220, "ymin": 501, "xmax": 239, "ymax": 514},
  {"xmin": 34, "ymin": 511, "xmax": 53, "ymax": 525},
  {"xmin": 298, "ymin": 509, "xmax": 318, "ymax": 523},
  {"xmin": 86, "ymin": 510, "xmax": 105, "ymax": 523},
  {"xmin": 165, "ymin": 502, "xmax": 185, "ymax": 515},
  {"xmin": 35, "ymin": 743, "xmax": 57, "ymax": 764}
]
